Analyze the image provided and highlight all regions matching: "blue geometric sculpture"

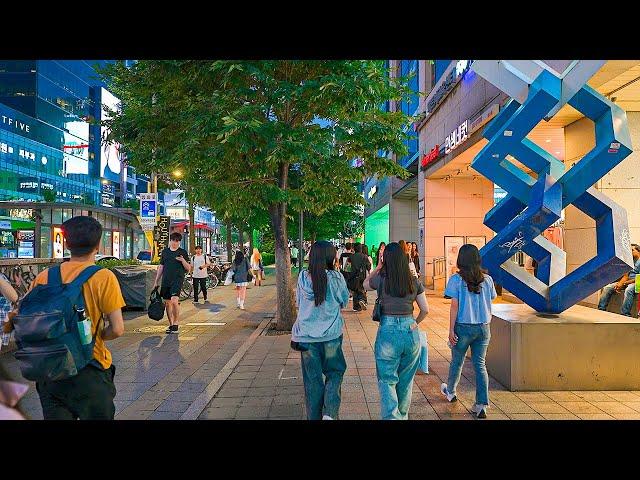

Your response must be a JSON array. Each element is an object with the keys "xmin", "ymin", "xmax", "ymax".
[{"xmin": 471, "ymin": 63, "xmax": 634, "ymax": 313}]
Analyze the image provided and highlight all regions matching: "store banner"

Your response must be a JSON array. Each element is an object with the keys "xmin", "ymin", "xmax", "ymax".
[
  {"xmin": 444, "ymin": 236, "xmax": 465, "ymax": 285},
  {"xmin": 153, "ymin": 215, "xmax": 171, "ymax": 261}
]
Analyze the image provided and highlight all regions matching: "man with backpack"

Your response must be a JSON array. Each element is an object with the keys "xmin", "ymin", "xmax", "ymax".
[
  {"xmin": 153, "ymin": 231, "xmax": 191, "ymax": 334},
  {"xmin": 7, "ymin": 216, "xmax": 125, "ymax": 420},
  {"xmin": 191, "ymin": 245, "xmax": 211, "ymax": 304}
]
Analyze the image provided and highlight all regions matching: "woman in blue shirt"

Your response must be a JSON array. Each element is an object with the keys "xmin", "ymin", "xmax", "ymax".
[
  {"xmin": 440, "ymin": 244, "xmax": 496, "ymax": 419},
  {"xmin": 291, "ymin": 240, "xmax": 350, "ymax": 420}
]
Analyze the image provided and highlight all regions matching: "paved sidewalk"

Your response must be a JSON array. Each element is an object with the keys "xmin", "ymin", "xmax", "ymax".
[
  {"xmin": 4, "ymin": 272, "xmax": 640, "ymax": 420},
  {"xmin": 1, "ymin": 273, "xmax": 277, "ymax": 420},
  {"xmin": 198, "ymin": 295, "xmax": 640, "ymax": 420}
]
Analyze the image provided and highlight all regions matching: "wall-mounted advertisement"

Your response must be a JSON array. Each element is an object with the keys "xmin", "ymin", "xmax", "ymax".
[
  {"xmin": 99, "ymin": 88, "xmax": 122, "ymax": 182},
  {"xmin": 444, "ymin": 236, "xmax": 465, "ymax": 285},
  {"xmin": 17, "ymin": 230, "xmax": 34, "ymax": 258},
  {"xmin": 465, "ymin": 236, "xmax": 487, "ymax": 251},
  {"xmin": 113, "ymin": 231, "xmax": 120, "ymax": 259},
  {"xmin": 53, "ymin": 227, "xmax": 64, "ymax": 259},
  {"xmin": 63, "ymin": 117, "xmax": 90, "ymax": 175}
]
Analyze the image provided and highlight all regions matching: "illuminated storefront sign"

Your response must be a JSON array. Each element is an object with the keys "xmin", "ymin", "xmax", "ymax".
[
  {"xmin": 1, "ymin": 115, "xmax": 31, "ymax": 134},
  {"xmin": 469, "ymin": 104, "xmax": 500, "ymax": 134},
  {"xmin": 53, "ymin": 227, "xmax": 64, "ymax": 259},
  {"xmin": 420, "ymin": 145, "xmax": 441, "ymax": 170},
  {"xmin": 444, "ymin": 120, "xmax": 468, "ymax": 154},
  {"xmin": 427, "ymin": 60, "xmax": 473, "ymax": 113},
  {"xmin": 113, "ymin": 231, "xmax": 120, "ymax": 258}
]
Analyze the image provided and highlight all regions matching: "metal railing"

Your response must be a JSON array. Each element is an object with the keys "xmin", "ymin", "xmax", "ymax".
[{"xmin": 424, "ymin": 256, "xmax": 446, "ymax": 290}]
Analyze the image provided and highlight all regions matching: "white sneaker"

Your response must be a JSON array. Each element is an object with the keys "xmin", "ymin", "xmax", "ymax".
[
  {"xmin": 239, "ymin": 304, "xmax": 245, "ymax": 310},
  {"xmin": 474, "ymin": 404, "xmax": 488, "ymax": 418},
  {"xmin": 440, "ymin": 383, "xmax": 457, "ymax": 402},
  {"xmin": 322, "ymin": 415, "xmax": 334, "ymax": 420}
]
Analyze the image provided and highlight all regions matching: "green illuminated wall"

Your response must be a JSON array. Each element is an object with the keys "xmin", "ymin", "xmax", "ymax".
[{"xmin": 365, "ymin": 203, "xmax": 389, "ymax": 255}]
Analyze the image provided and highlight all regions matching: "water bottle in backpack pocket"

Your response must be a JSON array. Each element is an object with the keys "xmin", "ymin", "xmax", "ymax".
[{"xmin": 12, "ymin": 265, "xmax": 102, "ymax": 382}]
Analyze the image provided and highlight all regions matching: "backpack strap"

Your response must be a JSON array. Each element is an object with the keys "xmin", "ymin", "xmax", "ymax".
[
  {"xmin": 62, "ymin": 265, "xmax": 103, "ymax": 305},
  {"xmin": 48, "ymin": 265, "xmax": 63, "ymax": 287}
]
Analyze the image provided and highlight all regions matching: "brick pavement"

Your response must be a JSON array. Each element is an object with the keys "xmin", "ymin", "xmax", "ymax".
[
  {"xmin": 4, "ymin": 270, "xmax": 640, "ymax": 420},
  {"xmin": 199, "ymin": 294, "xmax": 640, "ymax": 420}
]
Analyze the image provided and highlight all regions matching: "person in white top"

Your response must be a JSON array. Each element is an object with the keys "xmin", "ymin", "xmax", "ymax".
[
  {"xmin": 250, "ymin": 248, "xmax": 263, "ymax": 287},
  {"xmin": 191, "ymin": 245, "xmax": 211, "ymax": 303}
]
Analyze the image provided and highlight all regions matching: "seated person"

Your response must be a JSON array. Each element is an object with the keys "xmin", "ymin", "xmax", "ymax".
[{"xmin": 598, "ymin": 244, "xmax": 640, "ymax": 317}]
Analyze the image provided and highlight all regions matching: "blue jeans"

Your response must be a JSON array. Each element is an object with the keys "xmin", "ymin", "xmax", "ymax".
[
  {"xmin": 374, "ymin": 315, "xmax": 421, "ymax": 420},
  {"xmin": 447, "ymin": 323, "xmax": 491, "ymax": 407},
  {"xmin": 598, "ymin": 283, "xmax": 636, "ymax": 316},
  {"xmin": 299, "ymin": 335, "xmax": 347, "ymax": 420}
]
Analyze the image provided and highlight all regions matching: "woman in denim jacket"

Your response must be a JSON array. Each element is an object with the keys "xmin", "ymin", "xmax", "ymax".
[
  {"xmin": 364, "ymin": 242, "xmax": 429, "ymax": 420},
  {"xmin": 440, "ymin": 244, "xmax": 496, "ymax": 419},
  {"xmin": 291, "ymin": 241, "xmax": 350, "ymax": 420}
]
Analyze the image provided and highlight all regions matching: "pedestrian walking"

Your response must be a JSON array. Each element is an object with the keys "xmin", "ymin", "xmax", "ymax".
[
  {"xmin": 440, "ymin": 244, "xmax": 497, "ymax": 419},
  {"xmin": 364, "ymin": 242, "xmax": 429, "ymax": 420},
  {"xmin": 346, "ymin": 243, "xmax": 371, "ymax": 311},
  {"xmin": 291, "ymin": 241, "xmax": 349, "ymax": 420},
  {"xmin": 0, "ymin": 272, "xmax": 18, "ymax": 352},
  {"xmin": 191, "ymin": 245, "xmax": 211, "ymax": 304},
  {"xmin": 291, "ymin": 244, "xmax": 299, "ymax": 268},
  {"xmin": 411, "ymin": 242, "xmax": 421, "ymax": 277},
  {"xmin": 399, "ymin": 240, "xmax": 418, "ymax": 278},
  {"xmin": 231, "ymin": 250, "xmax": 251, "ymax": 310},
  {"xmin": 153, "ymin": 232, "xmax": 191, "ymax": 334},
  {"xmin": 8, "ymin": 216, "xmax": 125, "ymax": 419},
  {"xmin": 363, "ymin": 245, "xmax": 374, "ymax": 275},
  {"xmin": 250, "ymin": 248, "xmax": 263, "ymax": 287}
]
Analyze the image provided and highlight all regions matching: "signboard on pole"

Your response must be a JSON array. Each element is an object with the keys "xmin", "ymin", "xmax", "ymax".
[
  {"xmin": 153, "ymin": 215, "xmax": 171, "ymax": 262},
  {"xmin": 139, "ymin": 193, "xmax": 157, "ymax": 231}
]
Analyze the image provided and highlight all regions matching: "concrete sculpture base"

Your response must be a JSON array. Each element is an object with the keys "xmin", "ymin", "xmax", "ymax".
[{"xmin": 487, "ymin": 303, "xmax": 640, "ymax": 391}]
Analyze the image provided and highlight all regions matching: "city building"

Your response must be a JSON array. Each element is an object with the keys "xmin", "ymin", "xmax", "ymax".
[{"xmin": 0, "ymin": 60, "xmax": 150, "ymax": 258}]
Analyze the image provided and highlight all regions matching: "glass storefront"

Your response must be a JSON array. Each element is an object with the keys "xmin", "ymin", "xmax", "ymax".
[{"xmin": 365, "ymin": 204, "xmax": 390, "ymax": 262}]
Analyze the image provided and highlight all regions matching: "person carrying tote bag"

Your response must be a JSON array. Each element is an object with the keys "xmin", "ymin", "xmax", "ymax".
[{"xmin": 364, "ymin": 242, "xmax": 429, "ymax": 420}]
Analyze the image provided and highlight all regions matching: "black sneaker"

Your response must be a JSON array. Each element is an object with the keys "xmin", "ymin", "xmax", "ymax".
[
  {"xmin": 166, "ymin": 325, "xmax": 179, "ymax": 334},
  {"xmin": 358, "ymin": 300, "xmax": 367, "ymax": 310},
  {"xmin": 474, "ymin": 405, "xmax": 487, "ymax": 419}
]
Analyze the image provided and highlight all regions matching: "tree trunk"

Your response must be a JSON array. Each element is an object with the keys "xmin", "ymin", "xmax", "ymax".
[
  {"xmin": 239, "ymin": 229, "xmax": 245, "ymax": 253},
  {"xmin": 311, "ymin": 232, "xmax": 316, "ymax": 244},
  {"xmin": 188, "ymin": 201, "xmax": 196, "ymax": 254},
  {"xmin": 249, "ymin": 228, "xmax": 254, "ymax": 254},
  {"xmin": 226, "ymin": 220, "xmax": 233, "ymax": 263},
  {"xmin": 269, "ymin": 202, "xmax": 297, "ymax": 330}
]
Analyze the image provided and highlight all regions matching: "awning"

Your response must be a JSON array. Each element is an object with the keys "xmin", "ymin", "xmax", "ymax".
[{"xmin": 171, "ymin": 220, "xmax": 214, "ymax": 233}]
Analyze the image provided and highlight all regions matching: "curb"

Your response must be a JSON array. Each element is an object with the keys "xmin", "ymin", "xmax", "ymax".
[{"xmin": 180, "ymin": 315, "xmax": 274, "ymax": 420}]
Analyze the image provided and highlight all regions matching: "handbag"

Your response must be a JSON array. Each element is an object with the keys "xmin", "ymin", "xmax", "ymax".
[
  {"xmin": 372, "ymin": 276, "xmax": 383, "ymax": 322},
  {"xmin": 148, "ymin": 287, "xmax": 165, "ymax": 321},
  {"xmin": 245, "ymin": 259, "xmax": 253, "ymax": 282},
  {"xmin": 224, "ymin": 269, "xmax": 234, "ymax": 286}
]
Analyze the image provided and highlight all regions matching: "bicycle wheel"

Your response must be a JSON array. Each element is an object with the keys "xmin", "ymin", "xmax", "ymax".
[
  {"xmin": 207, "ymin": 272, "xmax": 219, "ymax": 289},
  {"xmin": 180, "ymin": 277, "xmax": 193, "ymax": 300}
]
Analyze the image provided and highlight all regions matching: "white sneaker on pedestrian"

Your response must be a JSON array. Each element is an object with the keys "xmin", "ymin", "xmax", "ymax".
[
  {"xmin": 322, "ymin": 415, "xmax": 334, "ymax": 420},
  {"xmin": 440, "ymin": 383, "xmax": 457, "ymax": 402},
  {"xmin": 239, "ymin": 303, "xmax": 245, "ymax": 310},
  {"xmin": 474, "ymin": 404, "xmax": 488, "ymax": 418}
]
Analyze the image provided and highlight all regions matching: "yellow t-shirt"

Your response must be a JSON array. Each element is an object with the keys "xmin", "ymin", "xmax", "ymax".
[{"xmin": 31, "ymin": 261, "xmax": 126, "ymax": 369}]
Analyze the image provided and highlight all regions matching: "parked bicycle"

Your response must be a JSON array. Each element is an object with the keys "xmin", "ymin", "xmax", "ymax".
[{"xmin": 180, "ymin": 260, "xmax": 232, "ymax": 300}]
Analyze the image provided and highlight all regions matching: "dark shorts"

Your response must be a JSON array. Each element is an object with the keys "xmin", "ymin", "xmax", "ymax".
[
  {"xmin": 161, "ymin": 276, "xmax": 184, "ymax": 300},
  {"xmin": 36, "ymin": 363, "xmax": 117, "ymax": 420}
]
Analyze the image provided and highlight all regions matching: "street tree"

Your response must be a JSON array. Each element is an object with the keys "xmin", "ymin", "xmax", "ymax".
[{"xmin": 101, "ymin": 60, "xmax": 414, "ymax": 330}]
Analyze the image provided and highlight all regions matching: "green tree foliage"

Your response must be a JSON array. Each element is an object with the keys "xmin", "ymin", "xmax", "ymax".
[{"xmin": 100, "ymin": 60, "xmax": 414, "ymax": 330}]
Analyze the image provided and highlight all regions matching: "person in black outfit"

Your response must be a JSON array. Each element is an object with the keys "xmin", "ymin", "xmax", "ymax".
[
  {"xmin": 347, "ymin": 243, "xmax": 371, "ymax": 311},
  {"xmin": 153, "ymin": 232, "xmax": 191, "ymax": 334},
  {"xmin": 411, "ymin": 242, "xmax": 421, "ymax": 276}
]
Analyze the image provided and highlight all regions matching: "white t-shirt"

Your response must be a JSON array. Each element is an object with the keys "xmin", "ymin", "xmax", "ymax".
[{"xmin": 191, "ymin": 254, "xmax": 209, "ymax": 278}]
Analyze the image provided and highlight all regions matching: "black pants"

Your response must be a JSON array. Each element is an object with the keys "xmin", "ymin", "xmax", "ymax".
[
  {"xmin": 292, "ymin": 257, "xmax": 298, "ymax": 267},
  {"xmin": 36, "ymin": 363, "xmax": 116, "ymax": 420},
  {"xmin": 352, "ymin": 279, "xmax": 367, "ymax": 309},
  {"xmin": 193, "ymin": 277, "xmax": 208, "ymax": 301}
]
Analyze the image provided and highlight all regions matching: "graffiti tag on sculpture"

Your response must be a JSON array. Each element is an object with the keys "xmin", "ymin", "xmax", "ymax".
[{"xmin": 471, "ymin": 60, "xmax": 634, "ymax": 313}]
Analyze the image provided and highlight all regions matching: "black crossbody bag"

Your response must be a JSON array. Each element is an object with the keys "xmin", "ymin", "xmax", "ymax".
[{"xmin": 372, "ymin": 276, "xmax": 384, "ymax": 322}]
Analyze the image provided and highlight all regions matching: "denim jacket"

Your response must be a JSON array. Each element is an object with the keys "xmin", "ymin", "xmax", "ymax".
[{"xmin": 291, "ymin": 270, "xmax": 349, "ymax": 343}]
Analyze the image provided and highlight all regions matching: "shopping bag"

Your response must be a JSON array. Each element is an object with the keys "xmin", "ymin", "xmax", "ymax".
[
  {"xmin": 418, "ymin": 330, "xmax": 429, "ymax": 374},
  {"xmin": 224, "ymin": 269, "xmax": 234, "ymax": 286}
]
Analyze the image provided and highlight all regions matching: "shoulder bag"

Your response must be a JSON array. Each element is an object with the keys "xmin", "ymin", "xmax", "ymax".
[{"xmin": 372, "ymin": 276, "xmax": 384, "ymax": 322}]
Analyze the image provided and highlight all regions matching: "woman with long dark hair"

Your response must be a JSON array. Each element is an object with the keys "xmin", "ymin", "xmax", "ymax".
[
  {"xmin": 291, "ymin": 240, "xmax": 350, "ymax": 420},
  {"xmin": 231, "ymin": 250, "xmax": 251, "ymax": 310},
  {"xmin": 440, "ymin": 244, "xmax": 496, "ymax": 419},
  {"xmin": 364, "ymin": 242, "xmax": 429, "ymax": 420},
  {"xmin": 411, "ymin": 242, "xmax": 420, "ymax": 276}
]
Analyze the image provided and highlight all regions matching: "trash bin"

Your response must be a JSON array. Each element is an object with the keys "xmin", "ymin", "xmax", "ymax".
[{"xmin": 111, "ymin": 265, "xmax": 157, "ymax": 311}]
